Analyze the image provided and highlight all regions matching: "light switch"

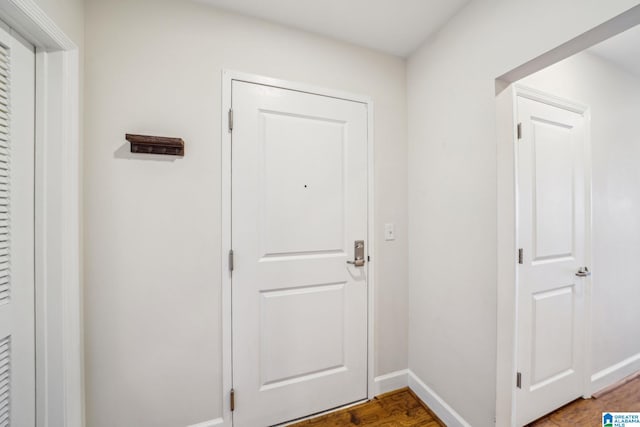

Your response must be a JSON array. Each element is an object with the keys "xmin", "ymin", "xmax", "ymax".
[{"xmin": 384, "ymin": 223, "xmax": 395, "ymax": 241}]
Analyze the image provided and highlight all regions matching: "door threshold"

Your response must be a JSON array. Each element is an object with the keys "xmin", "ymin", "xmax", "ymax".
[{"xmin": 275, "ymin": 398, "xmax": 369, "ymax": 427}]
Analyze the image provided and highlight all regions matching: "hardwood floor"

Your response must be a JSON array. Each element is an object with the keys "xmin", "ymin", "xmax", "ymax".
[
  {"xmin": 289, "ymin": 375, "xmax": 640, "ymax": 427},
  {"xmin": 528, "ymin": 375, "xmax": 640, "ymax": 426},
  {"xmin": 288, "ymin": 388, "xmax": 443, "ymax": 427}
]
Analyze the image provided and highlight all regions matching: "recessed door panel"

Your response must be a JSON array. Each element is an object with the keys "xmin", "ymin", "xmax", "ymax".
[
  {"xmin": 532, "ymin": 120, "xmax": 575, "ymax": 261},
  {"xmin": 531, "ymin": 286, "xmax": 575, "ymax": 389},
  {"xmin": 262, "ymin": 112, "xmax": 345, "ymax": 257},
  {"xmin": 260, "ymin": 283, "xmax": 345, "ymax": 389}
]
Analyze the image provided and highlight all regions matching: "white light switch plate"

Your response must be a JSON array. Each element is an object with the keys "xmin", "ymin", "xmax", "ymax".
[{"xmin": 384, "ymin": 223, "xmax": 395, "ymax": 241}]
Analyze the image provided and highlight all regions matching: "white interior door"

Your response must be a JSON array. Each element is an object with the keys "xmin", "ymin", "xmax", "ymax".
[
  {"xmin": 0, "ymin": 22, "xmax": 36, "ymax": 427},
  {"xmin": 231, "ymin": 80, "xmax": 368, "ymax": 427},
  {"xmin": 516, "ymin": 95, "xmax": 588, "ymax": 426}
]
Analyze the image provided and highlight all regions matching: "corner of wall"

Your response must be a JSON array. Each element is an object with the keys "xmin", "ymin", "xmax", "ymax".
[{"xmin": 408, "ymin": 370, "xmax": 472, "ymax": 427}]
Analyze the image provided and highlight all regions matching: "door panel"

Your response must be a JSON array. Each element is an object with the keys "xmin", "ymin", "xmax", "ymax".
[
  {"xmin": 531, "ymin": 286, "xmax": 575, "ymax": 389},
  {"xmin": 516, "ymin": 96, "xmax": 587, "ymax": 426},
  {"xmin": 232, "ymin": 81, "xmax": 368, "ymax": 427},
  {"xmin": 0, "ymin": 23, "xmax": 35, "ymax": 427},
  {"xmin": 261, "ymin": 111, "xmax": 345, "ymax": 255},
  {"xmin": 259, "ymin": 283, "xmax": 346, "ymax": 389},
  {"xmin": 531, "ymin": 120, "xmax": 575, "ymax": 260}
]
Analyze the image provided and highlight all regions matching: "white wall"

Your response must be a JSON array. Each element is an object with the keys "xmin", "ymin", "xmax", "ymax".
[
  {"xmin": 407, "ymin": 1, "xmax": 640, "ymax": 426},
  {"xmin": 520, "ymin": 51, "xmax": 640, "ymax": 390},
  {"xmin": 83, "ymin": 0, "xmax": 408, "ymax": 426}
]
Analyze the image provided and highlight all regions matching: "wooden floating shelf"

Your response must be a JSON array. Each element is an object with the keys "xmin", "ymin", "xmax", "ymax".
[{"xmin": 125, "ymin": 134, "xmax": 184, "ymax": 156}]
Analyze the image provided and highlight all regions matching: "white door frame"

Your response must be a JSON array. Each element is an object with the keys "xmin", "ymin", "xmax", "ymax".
[
  {"xmin": 0, "ymin": 1, "xmax": 82, "ymax": 427},
  {"xmin": 221, "ymin": 70, "xmax": 375, "ymax": 427},
  {"xmin": 496, "ymin": 84, "xmax": 592, "ymax": 426}
]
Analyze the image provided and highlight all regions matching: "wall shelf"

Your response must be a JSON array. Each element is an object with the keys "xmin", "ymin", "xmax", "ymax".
[{"xmin": 125, "ymin": 134, "xmax": 184, "ymax": 156}]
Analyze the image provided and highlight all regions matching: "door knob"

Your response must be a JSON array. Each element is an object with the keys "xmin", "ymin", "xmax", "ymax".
[
  {"xmin": 575, "ymin": 266, "xmax": 591, "ymax": 277},
  {"xmin": 347, "ymin": 240, "xmax": 365, "ymax": 267}
]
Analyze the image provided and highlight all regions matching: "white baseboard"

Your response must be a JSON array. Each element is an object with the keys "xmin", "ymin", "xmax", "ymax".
[
  {"xmin": 186, "ymin": 417, "xmax": 225, "ymax": 427},
  {"xmin": 374, "ymin": 369, "xmax": 409, "ymax": 396},
  {"xmin": 408, "ymin": 370, "xmax": 472, "ymax": 427},
  {"xmin": 591, "ymin": 352, "xmax": 640, "ymax": 395},
  {"xmin": 195, "ymin": 371, "xmax": 469, "ymax": 427}
]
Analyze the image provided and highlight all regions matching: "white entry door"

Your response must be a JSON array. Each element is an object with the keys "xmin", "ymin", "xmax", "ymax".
[
  {"xmin": 231, "ymin": 80, "xmax": 369, "ymax": 427},
  {"xmin": 0, "ymin": 22, "xmax": 36, "ymax": 427},
  {"xmin": 515, "ymin": 95, "xmax": 588, "ymax": 426}
]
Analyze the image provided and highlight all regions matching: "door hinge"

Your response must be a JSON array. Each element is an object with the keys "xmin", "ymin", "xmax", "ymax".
[
  {"xmin": 228, "ymin": 108, "xmax": 234, "ymax": 132},
  {"xmin": 518, "ymin": 248, "xmax": 523, "ymax": 264},
  {"xmin": 230, "ymin": 388, "xmax": 235, "ymax": 411},
  {"xmin": 229, "ymin": 249, "xmax": 234, "ymax": 272},
  {"xmin": 517, "ymin": 122, "xmax": 522, "ymax": 139},
  {"xmin": 516, "ymin": 372, "xmax": 522, "ymax": 389}
]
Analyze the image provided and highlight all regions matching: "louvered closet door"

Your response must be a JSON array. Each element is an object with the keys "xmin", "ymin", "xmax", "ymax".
[{"xmin": 0, "ymin": 22, "xmax": 36, "ymax": 427}]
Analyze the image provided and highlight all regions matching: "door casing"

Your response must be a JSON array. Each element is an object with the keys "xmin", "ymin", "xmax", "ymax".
[
  {"xmin": 496, "ymin": 84, "xmax": 592, "ymax": 426},
  {"xmin": 0, "ymin": 2, "xmax": 83, "ymax": 427},
  {"xmin": 221, "ymin": 70, "xmax": 375, "ymax": 427}
]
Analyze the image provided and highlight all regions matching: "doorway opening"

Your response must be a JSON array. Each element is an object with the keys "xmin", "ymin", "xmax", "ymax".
[{"xmin": 496, "ymin": 8, "xmax": 640, "ymax": 426}]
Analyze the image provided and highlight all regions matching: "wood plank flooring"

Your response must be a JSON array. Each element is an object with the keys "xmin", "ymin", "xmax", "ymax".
[
  {"xmin": 291, "ymin": 374, "xmax": 640, "ymax": 427},
  {"xmin": 288, "ymin": 388, "xmax": 443, "ymax": 427},
  {"xmin": 528, "ymin": 375, "xmax": 640, "ymax": 426}
]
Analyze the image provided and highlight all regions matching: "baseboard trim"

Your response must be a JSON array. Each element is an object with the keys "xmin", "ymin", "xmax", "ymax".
[
  {"xmin": 408, "ymin": 370, "xmax": 472, "ymax": 427},
  {"xmin": 186, "ymin": 417, "xmax": 225, "ymax": 427},
  {"xmin": 591, "ymin": 352, "xmax": 640, "ymax": 395},
  {"xmin": 374, "ymin": 369, "xmax": 409, "ymax": 396},
  {"xmin": 204, "ymin": 371, "xmax": 469, "ymax": 427},
  {"xmin": 593, "ymin": 371, "xmax": 640, "ymax": 399},
  {"xmin": 193, "ymin": 372, "xmax": 469, "ymax": 427}
]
